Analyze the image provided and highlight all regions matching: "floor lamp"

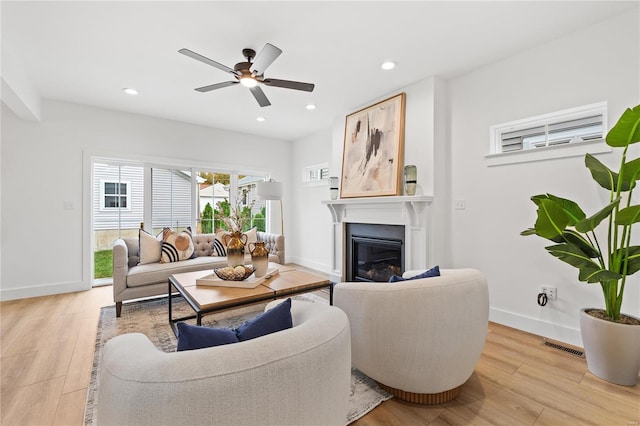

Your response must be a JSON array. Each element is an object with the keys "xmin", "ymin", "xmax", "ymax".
[{"xmin": 256, "ymin": 180, "xmax": 284, "ymax": 235}]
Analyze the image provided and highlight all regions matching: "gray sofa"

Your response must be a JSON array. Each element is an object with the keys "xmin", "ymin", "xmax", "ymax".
[{"xmin": 112, "ymin": 231, "xmax": 284, "ymax": 317}]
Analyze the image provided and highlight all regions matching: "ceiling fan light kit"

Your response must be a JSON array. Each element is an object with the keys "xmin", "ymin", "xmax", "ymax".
[{"xmin": 179, "ymin": 43, "xmax": 315, "ymax": 107}]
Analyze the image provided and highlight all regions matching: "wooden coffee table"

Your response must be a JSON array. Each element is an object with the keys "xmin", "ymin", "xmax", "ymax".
[{"xmin": 168, "ymin": 264, "xmax": 333, "ymax": 335}]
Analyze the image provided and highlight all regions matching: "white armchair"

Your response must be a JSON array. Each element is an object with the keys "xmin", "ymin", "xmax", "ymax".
[
  {"xmin": 96, "ymin": 300, "xmax": 351, "ymax": 425},
  {"xmin": 334, "ymin": 268, "xmax": 489, "ymax": 404}
]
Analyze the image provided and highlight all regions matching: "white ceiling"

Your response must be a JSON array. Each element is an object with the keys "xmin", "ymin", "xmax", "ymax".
[{"xmin": 2, "ymin": 1, "xmax": 637, "ymax": 141}]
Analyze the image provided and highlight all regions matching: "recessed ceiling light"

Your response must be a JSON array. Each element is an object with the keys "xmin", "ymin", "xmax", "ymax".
[
  {"xmin": 122, "ymin": 87, "xmax": 139, "ymax": 95},
  {"xmin": 306, "ymin": 104, "xmax": 316, "ymax": 110},
  {"xmin": 381, "ymin": 61, "xmax": 396, "ymax": 71},
  {"xmin": 256, "ymin": 116, "xmax": 266, "ymax": 122}
]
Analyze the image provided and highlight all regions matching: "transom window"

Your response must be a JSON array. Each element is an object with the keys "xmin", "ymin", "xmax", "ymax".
[
  {"xmin": 486, "ymin": 102, "xmax": 609, "ymax": 166},
  {"xmin": 303, "ymin": 163, "xmax": 329, "ymax": 184}
]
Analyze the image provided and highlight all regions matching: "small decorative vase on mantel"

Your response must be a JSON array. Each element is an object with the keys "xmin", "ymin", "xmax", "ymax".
[
  {"xmin": 223, "ymin": 231, "xmax": 247, "ymax": 268},
  {"xmin": 249, "ymin": 241, "xmax": 269, "ymax": 277}
]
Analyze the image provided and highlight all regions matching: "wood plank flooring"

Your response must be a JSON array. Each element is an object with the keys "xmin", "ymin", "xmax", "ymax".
[{"xmin": 1, "ymin": 284, "xmax": 638, "ymax": 425}]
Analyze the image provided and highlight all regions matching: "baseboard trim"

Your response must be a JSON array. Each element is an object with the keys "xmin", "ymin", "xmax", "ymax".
[
  {"xmin": 490, "ymin": 307, "xmax": 582, "ymax": 347},
  {"xmin": 0, "ymin": 280, "xmax": 90, "ymax": 301},
  {"xmin": 288, "ymin": 257, "xmax": 330, "ymax": 276}
]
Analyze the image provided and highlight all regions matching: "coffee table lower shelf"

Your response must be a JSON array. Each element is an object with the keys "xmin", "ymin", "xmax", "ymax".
[{"xmin": 168, "ymin": 268, "xmax": 333, "ymax": 337}]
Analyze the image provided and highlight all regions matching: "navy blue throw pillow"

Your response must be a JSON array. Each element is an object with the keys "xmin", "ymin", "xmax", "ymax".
[
  {"xmin": 388, "ymin": 265, "xmax": 440, "ymax": 282},
  {"xmin": 176, "ymin": 322, "xmax": 239, "ymax": 351},
  {"xmin": 235, "ymin": 298, "xmax": 293, "ymax": 341}
]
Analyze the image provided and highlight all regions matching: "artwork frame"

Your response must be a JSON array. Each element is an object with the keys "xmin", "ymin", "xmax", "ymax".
[{"xmin": 340, "ymin": 93, "xmax": 406, "ymax": 198}]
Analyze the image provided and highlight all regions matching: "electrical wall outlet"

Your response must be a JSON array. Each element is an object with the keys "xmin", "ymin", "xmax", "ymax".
[{"xmin": 540, "ymin": 285, "xmax": 557, "ymax": 300}]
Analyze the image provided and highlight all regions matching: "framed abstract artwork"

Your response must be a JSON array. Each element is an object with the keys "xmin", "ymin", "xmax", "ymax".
[{"xmin": 340, "ymin": 93, "xmax": 406, "ymax": 198}]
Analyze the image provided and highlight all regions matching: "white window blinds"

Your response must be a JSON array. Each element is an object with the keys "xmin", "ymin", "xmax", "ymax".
[{"xmin": 499, "ymin": 114, "xmax": 604, "ymax": 152}]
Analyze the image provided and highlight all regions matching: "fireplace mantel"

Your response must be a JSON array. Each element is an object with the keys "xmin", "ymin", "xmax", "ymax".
[
  {"xmin": 322, "ymin": 195, "xmax": 433, "ymax": 282},
  {"xmin": 321, "ymin": 195, "xmax": 433, "ymax": 227}
]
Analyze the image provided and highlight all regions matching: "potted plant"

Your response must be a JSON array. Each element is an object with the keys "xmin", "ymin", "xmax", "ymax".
[{"xmin": 521, "ymin": 104, "xmax": 640, "ymax": 386}]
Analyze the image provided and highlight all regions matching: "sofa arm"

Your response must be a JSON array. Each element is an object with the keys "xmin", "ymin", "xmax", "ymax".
[
  {"xmin": 112, "ymin": 239, "xmax": 129, "ymax": 305},
  {"xmin": 257, "ymin": 231, "xmax": 285, "ymax": 264}
]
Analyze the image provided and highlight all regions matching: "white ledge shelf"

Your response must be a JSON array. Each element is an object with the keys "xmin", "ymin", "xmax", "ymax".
[
  {"xmin": 321, "ymin": 195, "xmax": 433, "ymax": 206},
  {"xmin": 321, "ymin": 195, "xmax": 433, "ymax": 226}
]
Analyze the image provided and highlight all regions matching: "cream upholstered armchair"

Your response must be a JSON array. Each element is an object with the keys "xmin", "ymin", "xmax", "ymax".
[
  {"xmin": 96, "ymin": 300, "xmax": 351, "ymax": 425},
  {"xmin": 334, "ymin": 268, "xmax": 489, "ymax": 404}
]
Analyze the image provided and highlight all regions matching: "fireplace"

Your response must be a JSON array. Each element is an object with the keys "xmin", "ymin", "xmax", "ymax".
[{"xmin": 346, "ymin": 223, "xmax": 405, "ymax": 282}]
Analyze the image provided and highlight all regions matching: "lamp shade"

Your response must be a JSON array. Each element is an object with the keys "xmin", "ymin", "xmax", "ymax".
[{"xmin": 256, "ymin": 181, "xmax": 283, "ymax": 200}]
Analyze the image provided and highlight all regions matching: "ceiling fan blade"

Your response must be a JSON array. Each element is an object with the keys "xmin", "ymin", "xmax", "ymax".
[
  {"xmin": 179, "ymin": 48, "xmax": 238, "ymax": 75},
  {"xmin": 250, "ymin": 43, "xmax": 282, "ymax": 75},
  {"xmin": 249, "ymin": 86, "xmax": 271, "ymax": 107},
  {"xmin": 263, "ymin": 78, "xmax": 315, "ymax": 92},
  {"xmin": 195, "ymin": 81, "xmax": 239, "ymax": 92}
]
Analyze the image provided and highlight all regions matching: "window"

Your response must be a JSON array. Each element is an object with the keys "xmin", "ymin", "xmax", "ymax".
[
  {"xmin": 486, "ymin": 102, "xmax": 610, "ymax": 166},
  {"xmin": 303, "ymin": 163, "xmax": 329, "ymax": 185},
  {"xmin": 101, "ymin": 180, "xmax": 131, "ymax": 210}
]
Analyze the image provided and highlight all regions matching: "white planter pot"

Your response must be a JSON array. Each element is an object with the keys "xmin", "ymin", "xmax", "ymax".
[{"xmin": 580, "ymin": 308, "xmax": 640, "ymax": 386}]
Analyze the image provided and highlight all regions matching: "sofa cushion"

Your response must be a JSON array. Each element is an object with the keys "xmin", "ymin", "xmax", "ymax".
[
  {"xmin": 388, "ymin": 265, "xmax": 440, "ymax": 282},
  {"xmin": 161, "ymin": 227, "xmax": 195, "ymax": 263},
  {"xmin": 236, "ymin": 298, "xmax": 292, "ymax": 341},
  {"xmin": 244, "ymin": 227, "xmax": 257, "ymax": 251},
  {"xmin": 192, "ymin": 234, "xmax": 215, "ymax": 257},
  {"xmin": 139, "ymin": 230, "xmax": 162, "ymax": 265},
  {"xmin": 176, "ymin": 322, "xmax": 239, "ymax": 351},
  {"xmin": 127, "ymin": 256, "xmax": 227, "ymax": 287}
]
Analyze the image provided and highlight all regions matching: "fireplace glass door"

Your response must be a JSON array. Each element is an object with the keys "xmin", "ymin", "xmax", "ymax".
[{"xmin": 346, "ymin": 223, "xmax": 405, "ymax": 282}]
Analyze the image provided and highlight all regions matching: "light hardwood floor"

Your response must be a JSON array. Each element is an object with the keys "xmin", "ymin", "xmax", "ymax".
[{"xmin": 1, "ymin": 285, "xmax": 638, "ymax": 425}]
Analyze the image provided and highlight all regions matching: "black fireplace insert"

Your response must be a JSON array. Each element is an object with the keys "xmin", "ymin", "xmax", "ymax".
[{"xmin": 346, "ymin": 223, "xmax": 404, "ymax": 282}]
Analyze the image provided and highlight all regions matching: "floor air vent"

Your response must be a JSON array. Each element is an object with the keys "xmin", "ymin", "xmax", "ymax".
[{"xmin": 543, "ymin": 339, "xmax": 585, "ymax": 357}]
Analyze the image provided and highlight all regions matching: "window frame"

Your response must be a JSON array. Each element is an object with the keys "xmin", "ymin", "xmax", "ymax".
[
  {"xmin": 302, "ymin": 163, "xmax": 329, "ymax": 187},
  {"xmin": 100, "ymin": 179, "xmax": 131, "ymax": 211},
  {"xmin": 485, "ymin": 102, "xmax": 611, "ymax": 166}
]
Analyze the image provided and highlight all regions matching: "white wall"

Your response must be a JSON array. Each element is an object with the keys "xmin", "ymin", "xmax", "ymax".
[
  {"xmin": 1, "ymin": 99, "xmax": 290, "ymax": 300},
  {"xmin": 289, "ymin": 127, "xmax": 334, "ymax": 271},
  {"xmin": 448, "ymin": 10, "xmax": 640, "ymax": 346}
]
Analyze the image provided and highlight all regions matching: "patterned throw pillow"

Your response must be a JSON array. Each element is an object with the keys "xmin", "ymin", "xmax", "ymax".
[
  {"xmin": 212, "ymin": 236, "xmax": 227, "ymax": 257},
  {"xmin": 160, "ymin": 227, "xmax": 195, "ymax": 263}
]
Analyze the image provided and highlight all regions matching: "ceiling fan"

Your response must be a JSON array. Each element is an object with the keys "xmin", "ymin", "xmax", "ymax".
[{"xmin": 178, "ymin": 43, "xmax": 315, "ymax": 107}]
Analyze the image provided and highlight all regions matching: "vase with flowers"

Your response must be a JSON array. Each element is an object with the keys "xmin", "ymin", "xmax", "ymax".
[{"xmin": 215, "ymin": 200, "xmax": 254, "ymax": 267}]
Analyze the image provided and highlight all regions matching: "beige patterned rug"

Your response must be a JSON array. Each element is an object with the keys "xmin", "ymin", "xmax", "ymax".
[{"xmin": 85, "ymin": 293, "xmax": 391, "ymax": 425}]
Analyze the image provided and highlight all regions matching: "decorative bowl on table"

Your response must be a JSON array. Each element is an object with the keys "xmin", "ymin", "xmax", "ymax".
[{"xmin": 214, "ymin": 265, "xmax": 255, "ymax": 281}]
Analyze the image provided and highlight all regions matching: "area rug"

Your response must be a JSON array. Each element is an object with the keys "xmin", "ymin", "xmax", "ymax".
[{"xmin": 84, "ymin": 293, "xmax": 391, "ymax": 425}]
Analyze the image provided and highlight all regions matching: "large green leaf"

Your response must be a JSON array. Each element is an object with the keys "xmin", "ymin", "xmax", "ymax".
[
  {"xmin": 613, "ymin": 246, "xmax": 640, "ymax": 276},
  {"xmin": 520, "ymin": 228, "xmax": 537, "ymax": 236},
  {"xmin": 546, "ymin": 243, "xmax": 598, "ymax": 269},
  {"xmin": 530, "ymin": 194, "xmax": 549, "ymax": 206},
  {"xmin": 585, "ymin": 154, "xmax": 629, "ymax": 191},
  {"xmin": 606, "ymin": 105, "xmax": 640, "ymax": 148},
  {"xmin": 620, "ymin": 158, "xmax": 640, "ymax": 190},
  {"xmin": 615, "ymin": 205, "xmax": 640, "ymax": 226},
  {"xmin": 545, "ymin": 243, "xmax": 620, "ymax": 283},
  {"xmin": 562, "ymin": 230, "xmax": 599, "ymax": 258},
  {"xmin": 575, "ymin": 198, "xmax": 620, "ymax": 233},
  {"xmin": 577, "ymin": 264, "xmax": 622, "ymax": 283},
  {"xmin": 544, "ymin": 194, "xmax": 585, "ymax": 226},
  {"xmin": 534, "ymin": 199, "xmax": 570, "ymax": 240}
]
